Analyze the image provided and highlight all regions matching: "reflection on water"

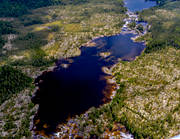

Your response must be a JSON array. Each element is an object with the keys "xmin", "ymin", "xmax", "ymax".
[{"xmin": 124, "ymin": 0, "xmax": 157, "ymax": 12}]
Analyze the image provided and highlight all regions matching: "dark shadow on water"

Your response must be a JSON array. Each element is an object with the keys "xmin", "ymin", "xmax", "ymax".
[{"xmin": 32, "ymin": 33, "xmax": 145, "ymax": 135}]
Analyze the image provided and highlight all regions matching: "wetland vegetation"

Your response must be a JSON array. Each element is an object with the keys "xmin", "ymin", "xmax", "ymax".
[{"xmin": 0, "ymin": 0, "xmax": 180, "ymax": 138}]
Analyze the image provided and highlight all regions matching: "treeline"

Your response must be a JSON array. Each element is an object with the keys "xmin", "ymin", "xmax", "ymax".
[
  {"xmin": 154, "ymin": 0, "xmax": 180, "ymax": 5},
  {"xmin": 140, "ymin": 0, "xmax": 180, "ymax": 53},
  {"xmin": 0, "ymin": 21, "xmax": 16, "ymax": 35},
  {"xmin": 0, "ymin": 36, "xmax": 6, "ymax": 49},
  {"xmin": 0, "ymin": 65, "xmax": 32, "ymax": 104},
  {"xmin": 0, "ymin": 21, "xmax": 16, "ymax": 49},
  {"xmin": 145, "ymin": 22, "xmax": 180, "ymax": 53},
  {"xmin": 0, "ymin": 0, "xmax": 89, "ymax": 17}
]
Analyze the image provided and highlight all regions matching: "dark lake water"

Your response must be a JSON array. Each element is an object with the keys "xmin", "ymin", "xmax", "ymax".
[
  {"xmin": 32, "ymin": 0, "xmax": 156, "ymax": 136},
  {"xmin": 32, "ymin": 34, "xmax": 145, "ymax": 134},
  {"xmin": 124, "ymin": 0, "xmax": 157, "ymax": 12}
]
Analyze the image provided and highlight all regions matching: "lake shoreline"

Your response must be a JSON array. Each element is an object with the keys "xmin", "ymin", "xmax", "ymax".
[{"xmin": 31, "ymin": 0, "xmax": 156, "ymax": 138}]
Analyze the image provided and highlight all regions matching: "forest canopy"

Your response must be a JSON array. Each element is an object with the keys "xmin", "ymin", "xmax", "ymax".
[
  {"xmin": 139, "ymin": 0, "xmax": 180, "ymax": 53},
  {"xmin": 0, "ymin": 65, "xmax": 32, "ymax": 104},
  {"xmin": 0, "ymin": 0, "xmax": 89, "ymax": 17}
]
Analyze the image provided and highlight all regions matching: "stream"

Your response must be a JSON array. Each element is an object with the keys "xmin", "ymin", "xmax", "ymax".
[{"xmin": 32, "ymin": 0, "xmax": 157, "ymax": 138}]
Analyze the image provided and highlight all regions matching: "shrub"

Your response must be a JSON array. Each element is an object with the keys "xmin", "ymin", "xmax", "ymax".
[
  {"xmin": 0, "ymin": 36, "xmax": 6, "ymax": 49},
  {"xmin": 136, "ymin": 24, "xmax": 144, "ymax": 33},
  {"xmin": 3, "ymin": 121, "xmax": 17, "ymax": 131},
  {"xmin": 30, "ymin": 48, "xmax": 54, "ymax": 67},
  {"xmin": 128, "ymin": 21, "xmax": 136, "ymax": 29},
  {"xmin": 0, "ymin": 21, "xmax": 16, "ymax": 35}
]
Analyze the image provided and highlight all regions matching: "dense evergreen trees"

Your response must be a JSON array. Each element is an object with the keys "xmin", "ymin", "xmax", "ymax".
[
  {"xmin": 0, "ymin": 0, "xmax": 175, "ymax": 17},
  {"xmin": 0, "ymin": 65, "xmax": 32, "ymax": 104},
  {"xmin": 0, "ymin": 21, "xmax": 16, "ymax": 35},
  {"xmin": 154, "ymin": 0, "xmax": 180, "ymax": 5},
  {"xmin": 140, "ymin": 0, "xmax": 180, "ymax": 53},
  {"xmin": 0, "ymin": 21, "xmax": 16, "ymax": 49},
  {"xmin": 0, "ymin": 36, "xmax": 5, "ymax": 49},
  {"xmin": 0, "ymin": 0, "xmax": 89, "ymax": 17}
]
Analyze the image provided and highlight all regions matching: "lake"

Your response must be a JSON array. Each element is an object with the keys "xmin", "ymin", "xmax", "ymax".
[
  {"xmin": 32, "ymin": 0, "xmax": 156, "ymax": 136},
  {"xmin": 124, "ymin": 0, "xmax": 157, "ymax": 12}
]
